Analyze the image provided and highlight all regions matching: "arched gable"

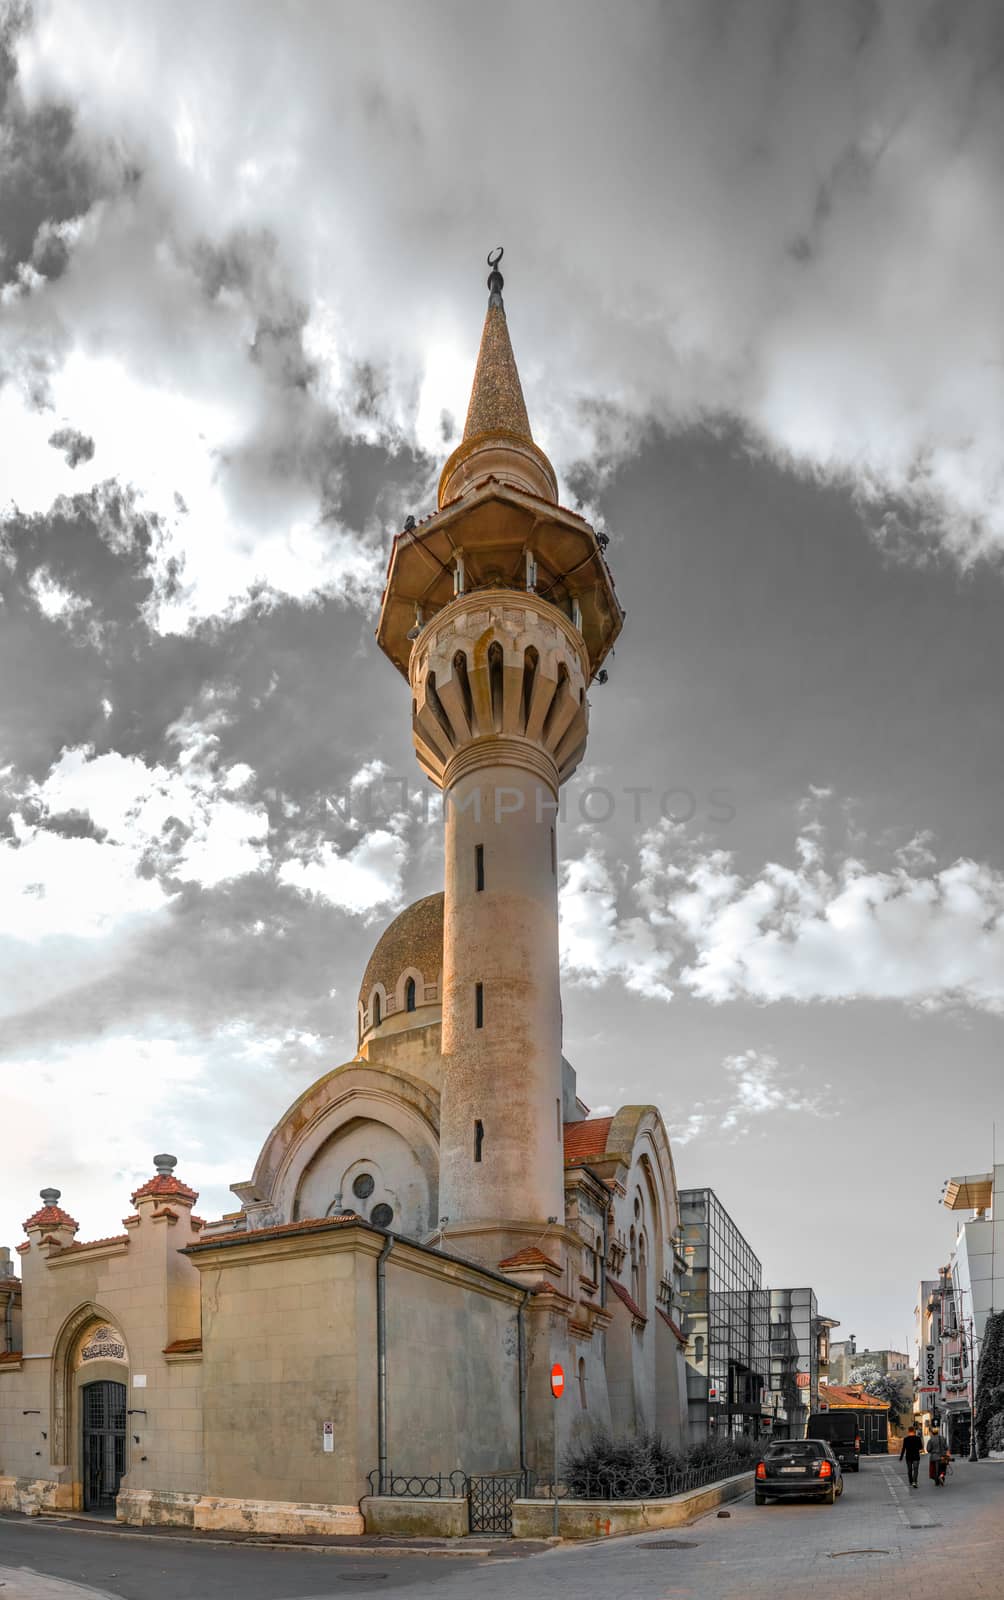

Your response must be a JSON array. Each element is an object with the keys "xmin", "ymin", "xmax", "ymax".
[{"xmin": 233, "ymin": 1062, "xmax": 440, "ymax": 1240}]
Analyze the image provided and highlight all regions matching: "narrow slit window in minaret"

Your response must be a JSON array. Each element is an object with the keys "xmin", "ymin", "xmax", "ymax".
[
  {"xmin": 475, "ymin": 843, "xmax": 485, "ymax": 891},
  {"xmin": 372, "ymin": 992, "xmax": 381, "ymax": 1027},
  {"xmin": 474, "ymin": 1120, "xmax": 484, "ymax": 1162},
  {"xmin": 475, "ymin": 981, "xmax": 484, "ymax": 1028}
]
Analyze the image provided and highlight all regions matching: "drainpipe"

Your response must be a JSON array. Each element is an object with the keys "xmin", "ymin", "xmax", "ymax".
[
  {"xmin": 4, "ymin": 1291, "xmax": 13, "ymax": 1355},
  {"xmin": 517, "ymin": 1290, "xmax": 530, "ymax": 1475},
  {"xmin": 600, "ymin": 1198, "xmax": 609, "ymax": 1310},
  {"xmin": 376, "ymin": 1235, "xmax": 394, "ymax": 1494}
]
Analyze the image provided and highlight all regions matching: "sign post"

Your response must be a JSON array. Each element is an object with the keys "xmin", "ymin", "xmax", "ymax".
[{"xmin": 550, "ymin": 1364, "xmax": 564, "ymax": 1538}]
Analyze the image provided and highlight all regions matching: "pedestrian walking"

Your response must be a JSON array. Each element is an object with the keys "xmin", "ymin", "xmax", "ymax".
[
  {"xmin": 899, "ymin": 1425, "xmax": 922, "ymax": 1488},
  {"xmin": 927, "ymin": 1424, "xmax": 950, "ymax": 1486}
]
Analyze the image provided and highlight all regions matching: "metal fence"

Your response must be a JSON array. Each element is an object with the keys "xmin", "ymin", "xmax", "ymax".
[
  {"xmin": 366, "ymin": 1453, "xmax": 752, "ymax": 1512},
  {"xmin": 366, "ymin": 1469, "xmax": 470, "ymax": 1498}
]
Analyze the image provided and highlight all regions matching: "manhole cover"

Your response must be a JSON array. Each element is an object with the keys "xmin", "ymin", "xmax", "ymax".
[
  {"xmin": 644, "ymin": 1540, "xmax": 700, "ymax": 1549},
  {"xmin": 828, "ymin": 1550, "xmax": 891, "ymax": 1559}
]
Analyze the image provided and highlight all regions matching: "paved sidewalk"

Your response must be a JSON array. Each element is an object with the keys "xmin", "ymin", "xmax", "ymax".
[{"xmin": 0, "ymin": 1569, "xmax": 117, "ymax": 1600}]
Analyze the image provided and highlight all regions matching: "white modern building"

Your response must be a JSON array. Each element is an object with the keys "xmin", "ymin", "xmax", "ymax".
[{"xmin": 914, "ymin": 1166, "xmax": 1004, "ymax": 1453}]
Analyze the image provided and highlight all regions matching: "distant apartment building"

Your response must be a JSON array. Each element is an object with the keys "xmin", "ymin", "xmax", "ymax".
[{"xmin": 829, "ymin": 1340, "xmax": 912, "ymax": 1386}]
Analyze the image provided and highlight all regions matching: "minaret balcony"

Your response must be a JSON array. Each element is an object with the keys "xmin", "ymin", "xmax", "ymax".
[{"xmin": 376, "ymin": 479, "xmax": 623, "ymax": 686}]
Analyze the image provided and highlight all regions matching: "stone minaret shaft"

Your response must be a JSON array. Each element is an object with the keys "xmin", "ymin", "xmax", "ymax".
[{"xmin": 376, "ymin": 251, "xmax": 622, "ymax": 1264}]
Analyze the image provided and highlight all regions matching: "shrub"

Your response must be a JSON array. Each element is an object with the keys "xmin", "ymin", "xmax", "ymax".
[
  {"xmin": 562, "ymin": 1428, "xmax": 757, "ymax": 1497},
  {"xmin": 987, "ymin": 1411, "xmax": 1004, "ymax": 1453},
  {"xmin": 975, "ymin": 1311, "xmax": 1004, "ymax": 1457}
]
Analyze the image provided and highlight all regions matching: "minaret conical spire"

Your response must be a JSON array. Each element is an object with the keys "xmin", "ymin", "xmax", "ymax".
[
  {"xmin": 438, "ymin": 247, "xmax": 557, "ymax": 507},
  {"xmin": 462, "ymin": 248, "xmax": 532, "ymax": 443}
]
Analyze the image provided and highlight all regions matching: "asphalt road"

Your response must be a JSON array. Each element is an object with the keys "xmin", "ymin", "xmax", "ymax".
[{"xmin": 2, "ymin": 1458, "xmax": 1003, "ymax": 1600}]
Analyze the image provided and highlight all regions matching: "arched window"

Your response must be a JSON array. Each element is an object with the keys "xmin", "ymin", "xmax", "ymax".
[
  {"xmin": 372, "ymin": 992, "xmax": 382, "ymax": 1027},
  {"xmin": 694, "ymin": 1334, "xmax": 705, "ymax": 1364},
  {"xmin": 578, "ymin": 1357, "xmax": 588, "ymax": 1408},
  {"xmin": 405, "ymin": 977, "xmax": 416, "ymax": 1012},
  {"xmin": 638, "ymin": 1234, "xmax": 648, "ymax": 1310}
]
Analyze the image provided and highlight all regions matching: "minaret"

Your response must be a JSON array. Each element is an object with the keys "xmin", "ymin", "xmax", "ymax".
[{"xmin": 377, "ymin": 250, "xmax": 622, "ymax": 1267}]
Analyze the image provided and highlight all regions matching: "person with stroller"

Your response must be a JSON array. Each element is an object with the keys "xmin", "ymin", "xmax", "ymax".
[{"xmin": 927, "ymin": 1424, "xmax": 951, "ymax": 1486}]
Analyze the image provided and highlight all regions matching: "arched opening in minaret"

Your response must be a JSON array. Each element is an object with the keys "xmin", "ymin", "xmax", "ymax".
[
  {"xmin": 522, "ymin": 646, "xmax": 539, "ymax": 727},
  {"xmin": 425, "ymin": 672, "xmax": 454, "ymax": 744},
  {"xmin": 372, "ymin": 992, "xmax": 382, "ymax": 1027},
  {"xmin": 543, "ymin": 663, "xmax": 570, "ymax": 743},
  {"xmin": 488, "ymin": 641, "xmax": 504, "ymax": 732},
  {"xmin": 453, "ymin": 650, "xmax": 475, "ymax": 730},
  {"xmin": 405, "ymin": 977, "xmax": 416, "ymax": 1012}
]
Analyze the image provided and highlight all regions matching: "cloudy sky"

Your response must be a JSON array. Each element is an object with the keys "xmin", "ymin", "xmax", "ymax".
[{"xmin": 2, "ymin": 0, "xmax": 1002, "ymax": 1351}]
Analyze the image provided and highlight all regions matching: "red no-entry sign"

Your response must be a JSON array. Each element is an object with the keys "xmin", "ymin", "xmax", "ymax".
[{"xmin": 550, "ymin": 1363, "xmax": 565, "ymax": 1399}]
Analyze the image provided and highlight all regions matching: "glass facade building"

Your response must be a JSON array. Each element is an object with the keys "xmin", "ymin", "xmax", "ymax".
[
  {"xmin": 768, "ymin": 1287, "xmax": 821, "ymax": 1438},
  {"xmin": 679, "ymin": 1188, "xmax": 770, "ymax": 1440}
]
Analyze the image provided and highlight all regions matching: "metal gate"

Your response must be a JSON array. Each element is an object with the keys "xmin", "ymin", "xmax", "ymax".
[
  {"xmin": 82, "ymin": 1381, "xmax": 126, "ymax": 1513},
  {"xmin": 468, "ymin": 1473, "xmax": 528, "ymax": 1536}
]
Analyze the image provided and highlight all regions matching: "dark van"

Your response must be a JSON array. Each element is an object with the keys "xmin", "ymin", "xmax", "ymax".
[{"xmin": 806, "ymin": 1411, "xmax": 861, "ymax": 1471}]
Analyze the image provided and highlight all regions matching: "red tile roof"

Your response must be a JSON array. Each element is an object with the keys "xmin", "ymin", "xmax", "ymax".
[
  {"xmin": 608, "ymin": 1277, "xmax": 647, "ymax": 1323},
  {"xmin": 185, "ymin": 1214, "xmax": 361, "ymax": 1251},
  {"xmin": 163, "ymin": 1338, "xmax": 202, "ymax": 1355},
  {"xmin": 23, "ymin": 1203, "xmax": 78, "ymax": 1232},
  {"xmin": 657, "ymin": 1306, "xmax": 686, "ymax": 1346},
  {"xmin": 131, "ymin": 1174, "xmax": 198, "ymax": 1205},
  {"xmin": 563, "ymin": 1116, "xmax": 614, "ymax": 1165},
  {"xmin": 51, "ymin": 1234, "xmax": 129, "ymax": 1254},
  {"xmin": 825, "ymin": 1383, "xmax": 889, "ymax": 1411},
  {"xmin": 498, "ymin": 1246, "xmax": 562, "ymax": 1275}
]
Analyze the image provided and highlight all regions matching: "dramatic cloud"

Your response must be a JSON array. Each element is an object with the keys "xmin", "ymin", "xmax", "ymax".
[
  {"xmin": 669, "ymin": 1049, "xmax": 835, "ymax": 1145},
  {"xmin": 559, "ymin": 845, "xmax": 675, "ymax": 1002},
  {"xmin": 1, "ymin": 0, "xmax": 1000, "ymax": 605},
  {"xmin": 560, "ymin": 808, "xmax": 1004, "ymax": 1016}
]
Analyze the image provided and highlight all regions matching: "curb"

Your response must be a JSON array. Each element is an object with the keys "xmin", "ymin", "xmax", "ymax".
[{"xmin": 0, "ymin": 1516, "xmax": 511, "ymax": 1558}]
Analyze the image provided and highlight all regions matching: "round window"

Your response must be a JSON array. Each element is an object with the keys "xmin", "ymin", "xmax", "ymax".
[
  {"xmin": 352, "ymin": 1173, "xmax": 375, "ymax": 1200},
  {"xmin": 371, "ymin": 1203, "xmax": 394, "ymax": 1229}
]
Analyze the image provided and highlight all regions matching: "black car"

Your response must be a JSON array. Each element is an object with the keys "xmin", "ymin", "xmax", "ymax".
[
  {"xmin": 806, "ymin": 1410, "xmax": 861, "ymax": 1471},
  {"xmin": 755, "ymin": 1438, "xmax": 844, "ymax": 1505}
]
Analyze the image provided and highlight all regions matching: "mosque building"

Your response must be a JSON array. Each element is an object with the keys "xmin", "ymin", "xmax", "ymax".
[{"xmin": 0, "ymin": 254, "xmax": 691, "ymax": 1535}]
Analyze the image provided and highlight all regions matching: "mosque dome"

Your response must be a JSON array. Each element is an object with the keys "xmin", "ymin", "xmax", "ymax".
[{"xmin": 357, "ymin": 892, "xmax": 444, "ymax": 1044}]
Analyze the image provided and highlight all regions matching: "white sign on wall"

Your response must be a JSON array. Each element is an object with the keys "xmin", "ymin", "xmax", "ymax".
[
  {"xmin": 921, "ymin": 1345, "xmax": 938, "ymax": 1391},
  {"xmin": 322, "ymin": 1420, "xmax": 334, "ymax": 1454}
]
